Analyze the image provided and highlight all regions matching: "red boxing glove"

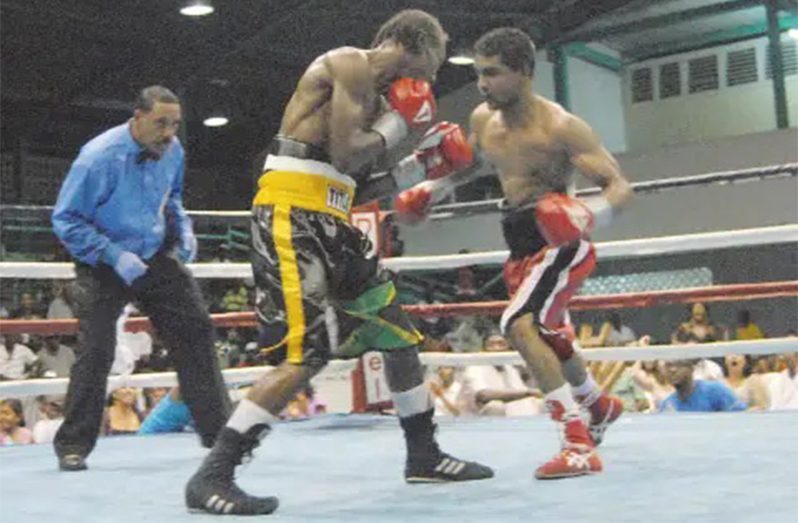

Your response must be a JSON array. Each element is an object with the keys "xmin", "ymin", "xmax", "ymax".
[
  {"xmin": 534, "ymin": 193, "xmax": 595, "ymax": 246},
  {"xmin": 388, "ymin": 78, "xmax": 436, "ymax": 127},
  {"xmin": 389, "ymin": 122, "xmax": 473, "ymax": 191},
  {"xmin": 373, "ymin": 78, "xmax": 436, "ymax": 150},
  {"xmin": 393, "ymin": 183, "xmax": 433, "ymax": 226},
  {"xmin": 414, "ymin": 122, "xmax": 473, "ymax": 180}
]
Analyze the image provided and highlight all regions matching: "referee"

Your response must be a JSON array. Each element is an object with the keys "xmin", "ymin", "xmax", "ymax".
[{"xmin": 51, "ymin": 85, "xmax": 231, "ymax": 471}]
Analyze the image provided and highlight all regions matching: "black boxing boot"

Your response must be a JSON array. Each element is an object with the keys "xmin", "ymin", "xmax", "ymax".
[
  {"xmin": 401, "ymin": 409, "xmax": 494, "ymax": 483},
  {"xmin": 185, "ymin": 424, "xmax": 279, "ymax": 515}
]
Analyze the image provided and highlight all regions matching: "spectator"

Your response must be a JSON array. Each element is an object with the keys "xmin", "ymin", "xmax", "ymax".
[
  {"xmin": 660, "ymin": 360, "xmax": 746, "ymax": 413},
  {"xmin": 766, "ymin": 352, "xmax": 798, "ymax": 410},
  {"xmin": 142, "ymin": 387, "xmax": 170, "ymax": 417},
  {"xmin": 692, "ymin": 357, "xmax": 725, "ymax": 381},
  {"xmin": 111, "ymin": 304, "xmax": 152, "ymax": 376},
  {"xmin": 0, "ymin": 303, "xmax": 9, "ymax": 318},
  {"xmin": 139, "ymin": 388, "xmax": 193, "ymax": 435},
  {"xmin": 0, "ymin": 334, "xmax": 39, "ymax": 380},
  {"xmin": 415, "ymin": 289, "xmax": 450, "ymax": 341},
  {"xmin": 0, "ymin": 398, "xmax": 34, "ymax": 445},
  {"xmin": 735, "ymin": 310, "xmax": 765, "ymax": 340},
  {"xmin": 600, "ymin": 312, "xmax": 637, "ymax": 347},
  {"xmin": 429, "ymin": 366, "xmax": 463, "ymax": 417},
  {"xmin": 444, "ymin": 316, "xmax": 485, "ymax": 354},
  {"xmin": 672, "ymin": 302, "xmax": 723, "ymax": 344},
  {"xmin": 282, "ymin": 385, "xmax": 326, "ymax": 420},
  {"xmin": 215, "ymin": 328, "xmax": 244, "ymax": 369},
  {"xmin": 222, "ymin": 282, "xmax": 250, "ymax": 312},
  {"xmin": 723, "ymin": 354, "xmax": 769, "ymax": 410},
  {"xmin": 46, "ymin": 282, "xmax": 75, "ymax": 320},
  {"xmin": 459, "ymin": 333, "xmax": 542, "ymax": 417},
  {"xmin": 38, "ymin": 335, "xmax": 77, "ymax": 378},
  {"xmin": 627, "ymin": 360, "xmax": 674, "ymax": 412},
  {"xmin": 32, "ymin": 396, "xmax": 65, "ymax": 444},
  {"xmin": 103, "ymin": 387, "xmax": 143, "ymax": 435},
  {"xmin": 12, "ymin": 292, "xmax": 44, "ymax": 319}
]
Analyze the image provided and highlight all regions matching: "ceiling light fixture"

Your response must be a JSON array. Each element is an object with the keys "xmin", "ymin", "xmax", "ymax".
[
  {"xmin": 448, "ymin": 55, "xmax": 474, "ymax": 66},
  {"xmin": 180, "ymin": 1, "xmax": 214, "ymax": 17},
  {"xmin": 203, "ymin": 116, "xmax": 228, "ymax": 127}
]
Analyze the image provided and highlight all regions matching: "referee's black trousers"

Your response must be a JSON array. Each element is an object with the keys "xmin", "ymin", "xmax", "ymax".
[{"xmin": 54, "ymin": 252, "xmax": 231, "ymax": 458}]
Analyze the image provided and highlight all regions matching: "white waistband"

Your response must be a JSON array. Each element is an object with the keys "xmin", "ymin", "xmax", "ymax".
[{"xmin": 263, "ymin": 155, "xmax": 356, "ymax": 188}]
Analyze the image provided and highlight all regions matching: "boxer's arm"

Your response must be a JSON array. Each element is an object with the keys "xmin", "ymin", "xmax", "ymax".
[
  {"xmin": 560, "ymin": 114, "xmax": 632, "ymax": 219},
  {"xmin": 355, "ymin": 108, "xmax": 492, "ymax": 206},
  {"xmin": 328, "ymin": 58, "xmax": 386, "ymax": 173}
]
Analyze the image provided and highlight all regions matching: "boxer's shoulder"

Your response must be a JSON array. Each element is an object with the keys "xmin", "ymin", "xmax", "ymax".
[
  {"xmin": 469, "ymin": 103, "xmax": 493, "ymax": 135},
  {"xmin": 322, "ymin": 46, "xmax": 371, "ymax": 80}
]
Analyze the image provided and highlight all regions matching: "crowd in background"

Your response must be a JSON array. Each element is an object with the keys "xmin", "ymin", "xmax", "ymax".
[{"xmin": 1, "ymin": 273, "xmax": 797, "ymax": 447}]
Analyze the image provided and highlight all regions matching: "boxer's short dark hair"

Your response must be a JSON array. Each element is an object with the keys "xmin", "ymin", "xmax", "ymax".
[
  {"xmin": 372, "ymin": 9, "xmax": 448, "ymax": 55},
  {"xmin": 475, "ymin": 28, "xmax": 536, "ymax": 75},
  {"xmin": 135, "ymin": 85, "xmax": 180, "ymax": 112}
]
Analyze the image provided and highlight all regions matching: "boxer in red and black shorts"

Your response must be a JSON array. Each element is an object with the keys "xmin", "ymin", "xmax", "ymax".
[
  {"xmin": 499, "ymin": 200, "xmax": 596, "ymax": 341},
  {"xmin": 395, "ymin": 28, "xmax": 633, "ymax": 480}
]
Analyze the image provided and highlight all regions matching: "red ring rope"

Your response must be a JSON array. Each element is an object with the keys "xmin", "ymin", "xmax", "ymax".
[{"xmin": 1, "ymin": 281, "xmax": 795, "ymax": 335}]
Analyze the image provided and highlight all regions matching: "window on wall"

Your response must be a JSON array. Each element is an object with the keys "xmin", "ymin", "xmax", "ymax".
[
  {"xmin": 631, "ymin": 67, "xmax": 653, "ymax": 103},
  {"xmin": 659, "ymin": 62, "xmax": 681, "ymax": 98},
  {"xmin": 727, "ymin": 48, "xmax": 758, "ymax": 86},
  {"xmin": 688, "ymin": 55, "xmax": 719, "ymax": 93},
  {"xmin": 765, "ymin": 39, "xmax": 798, "ymax": 78}
]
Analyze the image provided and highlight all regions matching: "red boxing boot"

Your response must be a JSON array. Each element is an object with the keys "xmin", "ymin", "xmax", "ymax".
[
  {"xmin": 583, "ymin": 393, "xmax": 624, "ymax": 446},
  {"xmin": 535, "ymin": 400, "xmax": 602, "ymax": 480}
]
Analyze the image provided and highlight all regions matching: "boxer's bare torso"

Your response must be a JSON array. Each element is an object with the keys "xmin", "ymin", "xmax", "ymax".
[{"xmin": 470, "ymin": 96, "xmax": 579, "ymax": 208}]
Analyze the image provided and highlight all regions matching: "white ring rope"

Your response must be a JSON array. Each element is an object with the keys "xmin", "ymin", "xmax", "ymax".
[
  {"xmin": 1, "ymin": 224, "xmax": 796, "ymax": 279},
  {"xmin": 1, "ymin": 338, "xmax": 794, "ymax": 399}
]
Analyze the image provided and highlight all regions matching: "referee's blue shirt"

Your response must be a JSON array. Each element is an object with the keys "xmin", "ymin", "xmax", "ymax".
[{"xmin": 52, "ymin": 122, "xmax": 192, "ymax": 267}]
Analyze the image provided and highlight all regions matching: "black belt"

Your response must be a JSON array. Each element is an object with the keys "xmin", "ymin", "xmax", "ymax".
[{"xmin": 269, "ymin": 136, "xmax": 330, "ymax": 163}]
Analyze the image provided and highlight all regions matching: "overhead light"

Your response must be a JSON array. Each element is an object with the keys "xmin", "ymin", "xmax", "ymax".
[
  {"xmin": 448, "ymin": 55, "xmax": 474, "ymax": 66},
  {"xmin": 203, "ymin": 116, "xmax": 228, "ymax": 127},
  {"xmin": 180, "ymin": 1, "xmax": 214, "ymax": 17},
  {"xmin": 788, "ymin": 28, "xmax": 798, "ymax": 41}
]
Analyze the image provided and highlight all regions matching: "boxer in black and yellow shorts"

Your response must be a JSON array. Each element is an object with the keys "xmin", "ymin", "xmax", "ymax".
[
  {"xmin": 186, "ymin": 12, "xmax": 492, "ymax": 515},
  {"xmin": 251, "ymin": 138, "xmax": 421, "ymax": 367}
]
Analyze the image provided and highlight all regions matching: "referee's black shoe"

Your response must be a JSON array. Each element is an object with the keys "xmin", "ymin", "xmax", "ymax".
[{"xmin": 58, "ymin": 453, "xmax": 88, "ymax": 472}]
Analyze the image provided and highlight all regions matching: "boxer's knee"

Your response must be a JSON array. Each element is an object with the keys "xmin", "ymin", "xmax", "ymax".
[
  {"xmin": 537, "ymin": 323, "xmax": 575, "ymax": 361},
  {"xmin": 504, "ymin": 313, "xmax": 574, "ymax": 362},
  {"xmin": 383, "ymin": 345, "xmax": 424, "ymax": 392}
]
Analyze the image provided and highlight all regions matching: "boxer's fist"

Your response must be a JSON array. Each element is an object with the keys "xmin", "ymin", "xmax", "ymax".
[
  {"xmin": 534, "ymin": 193, "xmax": 595, "ymax": 245},
  {"xmin": 389, "ymin": 122, "xmax": 473, "ymax": 191},
  {"xmin": 373, "ymin": 78, "xmax": 436, "ymax": 150},
  {"xmin": 394, "ymin": 182, "xmax": 433, "ymax": 225},
  {"xmin": 388, "ymin": 78, "xmax": 436, "ymax": 128},
  {"xmin": 414, "ymin": 122, "xmax": 473, "ymax": 180}
]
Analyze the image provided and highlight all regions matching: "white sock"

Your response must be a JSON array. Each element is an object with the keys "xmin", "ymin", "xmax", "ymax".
[
  {"xmin": 392, "ymin": 383, "xmax": 432, "ymax": 418},
  {"xmin": 226, "ymin": 398, "xmax": 277, "ymax": 434},
  {"xmin": 571, "ymin": 373, "xmax": 601, "ymax": 407},
  {"xmin": 545, "ymin": 383, "xmax": 581, "ymax": 421}
]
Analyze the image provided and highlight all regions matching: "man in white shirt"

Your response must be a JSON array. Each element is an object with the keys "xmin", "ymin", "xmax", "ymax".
[
  {"xmin": 0, "ymin": 335, "xmax": 38, "ymax": 380},
  {"xmin": 460, "ymin": 334, "xmax": 542, "ymax": 416},
  {"xmin": 768, "ymin": 352, "xmax": 798, "ymax": 410},
  {"xmin": 38, "ymin": 336, "xmax": 76, "ymax": 378}
]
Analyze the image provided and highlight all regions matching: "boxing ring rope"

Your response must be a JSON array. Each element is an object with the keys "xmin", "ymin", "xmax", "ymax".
[
  {"xmin": 1, "ymin": 338, "xmax": 795, "ymax": 400},
  {"xmin": 1, "ymin": 281, "xmax": 795, "ymax": 336},
  {"xmin": 1, "ymin": 163, "xmax": 795, "ymax": 399},
  {"xmin": 426, "ymin": 162, "xmax": 798, "ymax": 218},
  {"xmin": 2, "ymin": 224, "xmax": 797, "ymax": 279}
]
